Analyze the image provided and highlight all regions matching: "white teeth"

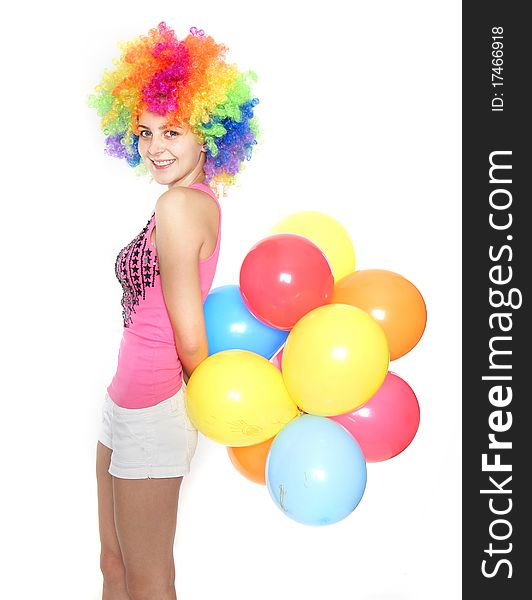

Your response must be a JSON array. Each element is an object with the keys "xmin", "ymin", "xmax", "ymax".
[{"xmin": 153, "ymin": 159, "xmax": 175, "ymax": 166}]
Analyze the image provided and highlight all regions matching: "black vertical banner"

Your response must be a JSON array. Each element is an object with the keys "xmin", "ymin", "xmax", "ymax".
[{"xmin": 463, "ymin": 2, "xmax": 531, "ymax": 598}]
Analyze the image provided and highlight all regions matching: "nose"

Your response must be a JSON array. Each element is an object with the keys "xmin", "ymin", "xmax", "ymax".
[{"xmin": 147, "ymin": 134, "xmax": 166, "ymax": 156}]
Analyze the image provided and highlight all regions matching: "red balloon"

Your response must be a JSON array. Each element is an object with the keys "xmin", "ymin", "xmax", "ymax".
[
  {"xmin": 271, "ymin": 347, "xmax": 284, "ymax": 371},
  {"xmin": 240, "ymin": 234, "xmax": 334, "ymax": 330},
  {"xmin": 330, "ymin": 372, "xmax": 420, "ymax": 462}
]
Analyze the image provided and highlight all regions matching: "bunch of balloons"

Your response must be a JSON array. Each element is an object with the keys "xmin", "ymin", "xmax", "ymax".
[{"xmin": 186, "ymin": 211, "xmax": 427, "ymax": 526}]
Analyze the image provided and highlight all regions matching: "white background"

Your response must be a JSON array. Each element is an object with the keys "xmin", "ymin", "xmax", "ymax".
[{"xmin": 1, "ymin": 1, "xmax": 461, "ymax": 598}]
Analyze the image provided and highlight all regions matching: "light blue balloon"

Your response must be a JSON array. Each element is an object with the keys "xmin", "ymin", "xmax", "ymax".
[
  {"xmin": 204, "ymin": 284, "xmax": 288, "ymax": 358},
  {"xmin": 266, "ymin": 415, "xmax": 367, "ymax": 526}
]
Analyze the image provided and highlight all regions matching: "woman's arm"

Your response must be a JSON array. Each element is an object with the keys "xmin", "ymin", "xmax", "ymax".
[{"xmin": 155, "ymin": 187, "xmax": 213, "ymax": 381}]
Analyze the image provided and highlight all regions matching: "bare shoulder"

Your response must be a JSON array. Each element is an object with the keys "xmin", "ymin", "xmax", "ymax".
[
  {"xmin": 156, "ymin": 185, "xmax": 217, "ymax": 219},
  {"xmin": 154, "ymin": 186, "xmax": 219, "ymax": 257}
]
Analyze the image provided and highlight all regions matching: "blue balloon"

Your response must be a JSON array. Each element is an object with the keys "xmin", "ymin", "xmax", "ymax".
[
  {"xmin": 266, "ymin": 415, "xmax": 367, "ymax": 526},
  {"xmin": 204, "ymin": 284, "xmax": 288, "ymax": 358}
]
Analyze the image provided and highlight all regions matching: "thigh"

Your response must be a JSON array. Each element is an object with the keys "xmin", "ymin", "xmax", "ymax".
[
  {"xmin": 96, "ymin": 441, "xmax": 123, "ymax": 558},
  {"xmin": 113, "ymin": 476, "xmax": 182, "ymax": 577}
]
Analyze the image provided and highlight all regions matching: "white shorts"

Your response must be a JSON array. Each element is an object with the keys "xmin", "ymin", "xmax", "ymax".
[{"xmin": 98, "ymin": 384, "xmax": 198, "ymax": 479}]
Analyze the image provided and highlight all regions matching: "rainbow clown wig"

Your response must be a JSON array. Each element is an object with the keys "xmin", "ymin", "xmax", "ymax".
[{"xmin": 88, "ymin": 23, "xmax": 260, "ymax": 193}]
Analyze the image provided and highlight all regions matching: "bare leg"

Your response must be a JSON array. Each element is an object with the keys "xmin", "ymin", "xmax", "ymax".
[
  {"xmin": 113, "ymin": 476, "xmax": 182, "ymax": 600},
  {"xmin": 96, "ymin": 441, "xmax": 130, "ymax": 599}
]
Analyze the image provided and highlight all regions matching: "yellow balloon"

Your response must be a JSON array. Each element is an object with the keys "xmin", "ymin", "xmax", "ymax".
[
  {"xmin": 282, "ymin": 304, "xmax": 389, "ymax": 416},
  {"xmin": 186, "ymin": 350, "xmax": 299, "ymax": 446},
  {"xmin": 270, "ymin": 211, "xmax": 356, "ymax": 282}
]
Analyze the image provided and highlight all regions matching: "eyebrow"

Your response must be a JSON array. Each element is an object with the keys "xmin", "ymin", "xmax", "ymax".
[{"xmin": 138, "ymin": 124, "xmax": 183, "ymax": 130}]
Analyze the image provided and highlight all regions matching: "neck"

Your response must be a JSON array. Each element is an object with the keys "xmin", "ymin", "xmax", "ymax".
[{"xmin": 167, "ymin": 154, "xmax": 206, "ymax": 190}]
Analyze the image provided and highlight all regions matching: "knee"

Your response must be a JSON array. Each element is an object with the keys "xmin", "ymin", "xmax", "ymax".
[
  {"xmin": 100, "ymin": 551, "xmax": 126, "ymax": 586},
  {"xmin": 126, "ymin": 568, "xmax": 175, "ymax": 600}
]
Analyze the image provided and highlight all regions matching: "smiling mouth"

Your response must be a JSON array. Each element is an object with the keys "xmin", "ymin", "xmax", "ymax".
[{"xmin": 150, "ymin": 158, "xmax": 176, "ymax": 169}]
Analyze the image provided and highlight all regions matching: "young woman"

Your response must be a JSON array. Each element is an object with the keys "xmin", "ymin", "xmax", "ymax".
[{"xmin": 89, "ymin": 23, "xmax": 259, "ymax": 599}]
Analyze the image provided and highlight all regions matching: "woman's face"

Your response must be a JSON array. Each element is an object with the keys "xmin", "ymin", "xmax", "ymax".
[{"xmin": 137, "ymin": 110, "xmax": 206, "ymax": 187}]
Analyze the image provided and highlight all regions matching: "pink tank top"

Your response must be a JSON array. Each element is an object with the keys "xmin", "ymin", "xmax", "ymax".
[{"xmin": 107, "ymin": 182, "xmax": 221, "ymax": 409}]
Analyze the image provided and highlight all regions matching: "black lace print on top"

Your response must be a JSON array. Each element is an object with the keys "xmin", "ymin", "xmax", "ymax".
[{"xmin": 114, "ymin": 212, "xmax": 160, "ymax": 327}]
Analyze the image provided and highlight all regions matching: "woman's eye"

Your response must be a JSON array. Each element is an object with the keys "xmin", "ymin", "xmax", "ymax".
[
  {"xmin": 165, "ymin": 130, "xmax": 180, "ymax": 138},
  {"xmin": 139, "ymin": 130, "xmax": 151, "ymax": 138}
]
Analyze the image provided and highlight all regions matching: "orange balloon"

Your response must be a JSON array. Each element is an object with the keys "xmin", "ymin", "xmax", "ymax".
[
  {"xmin": 332, "ymin": 269, "xmax": 427, "ymax": 360},
  {"xmin": 227, "ymin": 437, "xmax": 275, "ymax": 485}
]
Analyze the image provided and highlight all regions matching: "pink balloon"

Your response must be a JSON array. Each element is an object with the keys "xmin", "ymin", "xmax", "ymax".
[
  {"xmin": 330, "ymin": 372, "xmax": 420, "ymax": 462},
  {"xmin": 271, "ymin": 347, "xmax": 284, "ymax": 371}
]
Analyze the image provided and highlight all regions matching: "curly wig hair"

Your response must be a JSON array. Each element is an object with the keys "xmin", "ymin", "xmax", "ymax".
[{"xmin": 88, "ymin": 23, "xmax": 260, "ymax": 193}]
